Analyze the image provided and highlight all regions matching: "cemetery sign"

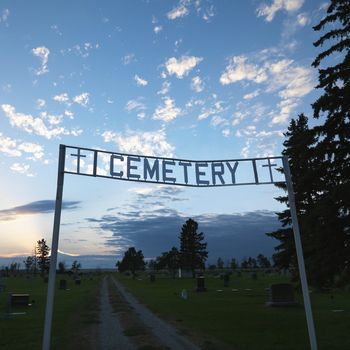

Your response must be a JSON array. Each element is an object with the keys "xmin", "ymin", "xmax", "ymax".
[{"xmin": 42, "ymin": 144, "xmax": 318, "ymax": 350}]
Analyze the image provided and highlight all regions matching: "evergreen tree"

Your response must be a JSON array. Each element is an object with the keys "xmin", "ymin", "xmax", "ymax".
[
  {"xmin": 155, "ymin": 247, "xmax": 180, "ymax": 278},
  {"xmin": 311, "ymin": 0, "xmax": 350, "ymax": 285},
  {"xmin": 257, "ymin": 254, "xmax": 271, "ymax": 269},
  {"xmin": 267, "ymin": 114, "xmax": 316, "ymax": 280},
  {"xmin": 117, "ymin": 247, "xmax": 145, "ymax": 279},
  {"xmin": 179, "ymin": 218, "xmax": 208, "ymax": 278},
  {"xmin": 36, "ymin": 238, "xmax": 50, "ymax": 276},
  {"xmin": 23, "ymin": 256, "xmax": 36, "ymax": 274}
]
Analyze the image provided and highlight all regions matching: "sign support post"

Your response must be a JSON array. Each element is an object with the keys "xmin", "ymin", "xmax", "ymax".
[
  {"xmin": 42, "ymin": 145, "xmax": 66, "ymax": 350},
  {"xmin": 282, "ymin": 156, "xmax": 318, "ymax": 350}
]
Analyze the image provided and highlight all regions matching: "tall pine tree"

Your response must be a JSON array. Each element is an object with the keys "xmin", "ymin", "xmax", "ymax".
[
  {"xmin": 180, "ymin": 218, "xmax": 208, "ymax": 278},
  {"xmin": 267, "ymin": 114, "xmax": 316, "ymax": 281},
  {"xmin": 311, "ymin": 0, "xmax": 350, "ymax": 285}
]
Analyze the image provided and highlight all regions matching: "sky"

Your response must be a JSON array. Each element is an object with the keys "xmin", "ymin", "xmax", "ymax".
[{"xmin": 0, "ymin": 0, "xmax": 328, "ymax": 268}]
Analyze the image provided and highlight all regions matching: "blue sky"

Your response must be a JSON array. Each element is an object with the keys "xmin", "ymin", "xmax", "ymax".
[{"xmin": 0, "ymin": 0, "xmax": 327, "ymax": 267}]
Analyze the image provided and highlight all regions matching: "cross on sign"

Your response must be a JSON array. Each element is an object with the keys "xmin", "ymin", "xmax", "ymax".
[
  {"xmin": 262, "ymin": 158, "xmax": 277, "ymax": 182},
  {"xmin": 70, "ymin": 148, "xmax": 86, "ymax": 174}
]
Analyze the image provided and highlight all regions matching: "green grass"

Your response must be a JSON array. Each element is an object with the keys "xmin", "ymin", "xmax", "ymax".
[
  {"xmin": 0, "ymin": 273, "xmax": 102, "ymax": 350},
  {"xmin": 115, "ymin": 272, "xmax": 350, "ymax": 350}
]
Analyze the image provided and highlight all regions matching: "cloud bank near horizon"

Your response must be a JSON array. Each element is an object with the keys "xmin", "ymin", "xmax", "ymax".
[{"xmin": 0, "ymin": 200, "xmax": 80, "ymax": 221}]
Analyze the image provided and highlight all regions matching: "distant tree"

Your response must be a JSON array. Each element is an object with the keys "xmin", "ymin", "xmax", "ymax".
[
  {"xmin": 117, "ymin": 247, "xmax": 146, "ymax": 279},
  {"xmin": 10, "ymin": 262, "xmax": 19, "ymax": 276},
  {"xmin": 36, "ymin": 238, "xmax": 50, "ymax": 276},
  {"xmin": 71, "ymin": 260, "xmax": 81, "ymax": 277},
  {"xmin": 241, "ymin": 257, "xmax": 257, "ymax": 269},
  {"xmin": 24, "ymin": 256, "xmax": 36, "ymax": 274},
  {"xmin": 230, "ymin": 258, "xmax": 238, "ymax": 270},
  {"xmin": 217, "ymin": 257, "xmax": 224, "ymax": 269},
  {"xmin": 58, "ymin": 261, "xmax": 66, "ymax": 274},
  {"xmin": 156, "ymin": 247, "xmax": 180, "ymax": 278},
  {"xmin": 179, "ymin": 218, "xmax": 208, "ymax": 278},
  {"xmin": 257, "ymin": 254, "xmax": 271, "ymax": 269}
]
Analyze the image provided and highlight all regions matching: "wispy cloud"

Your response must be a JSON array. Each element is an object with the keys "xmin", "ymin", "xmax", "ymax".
[
  {"xmin": 243, "ymin": 90, "xmax": 260, "ymax": 100},
  {"xmin": 257, "ymin": 0, "xmax": 304, "ymax": 22},
  {"xmin": 53, "ymin": 92, "xmax": 90, "ymax": 107},
  {"xmin": 125, "ymin": 98, "xmax": 147, "ymax": 118},
  {"xmin": 102, "ymin": 128, "xmax": 175, "ymax": 157},
  {"xmin": 10, "ymin": 163, "xmax": 33, "ymax": 176},
  {"xmin": 134, "ymin": 74, "xmax": 148, "ymax": 86},
  {"xmin": 32, "ymin": 46, "xmax": 50, "ymax": 75},
  {"xmin": 220, "ymin": 56, "xmax": 267, "ymax": 85},
  {"xmin": 122, "ymin": 53, "xmax": 136, "ymax": 65},
  {"xmin": 153, "ymin": 25, "xmax": 163, "ymax": 34},
  {"xmin": 0, "ymin": 8, "xmax": 10, "ymax": 26},
  {"xmin": 60, "ymin": 42, "xmax": 99, "ymax": 58},
  {"xmin": 0, "ymin": 200, "xmax": 81, "ymax": 221},
  {"xmin": 191, "ymin": 76, "xmax": 204, "ymax": 92},
  {"xmin": 157, "ymin": 81, "xmax": 171, "ymax": 95},
  {"xmin": 1, "ymin": 104, "xmax": 83, "ymax": 139},
  {"xmin": 153, "ymin": 97, "xmax": 181, "ymax": 122},
  {"xmin": 73, "ymin": 92, "xmax": 90, "ymax": 107},
  {"xmin": 167, "ymin": 3, "xmax": 189, "ymax": 20},
  {"xmin": 36, "ymin": 99, "xmax": 46, "ymax": 109},
  {"xmin": 165, "ymin": 56, "xmax": 203, "ymax": 79},
  {"xmin": 220, "ymin": 51, "xmax": 314, "ymax": 124}
]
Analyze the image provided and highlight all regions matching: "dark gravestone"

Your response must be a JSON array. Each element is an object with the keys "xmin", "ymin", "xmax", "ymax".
[
  {"xmin": 75, "ymin": 278, "xmax": 81, "ymax": 285},
  {"xmin": 59, "ymin": 279, "xmax": 67, "ymax": 290},
  {"xmin": 266, "ymin": 283, "xmax": 298, "ymax": 307},
  {"xmin": 11, "ymin": 293, "xmax": 29, "ymax": 306},
  {"xmin": 149, "ymin": 274, "xmax": 155, "ymax": 283},
  {"xmin": 196, "ymin": 276, "xmax": 206, "ymax": 292}
]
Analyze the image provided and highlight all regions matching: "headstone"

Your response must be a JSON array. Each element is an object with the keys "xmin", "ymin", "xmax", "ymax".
[
  {"xmin": 251, "ymin": 272, "xmax": 258, "ymax": 280},
  {"xmin": 266, "ymin": 283, "xmax": 298, "ymax": 307},
  {"xmin": 181, "ymin": 289, "xmax": 188, "ymax": 300},
  {"xmin": 11, "ymin": 293, "xmax": 29, "ymax": 306},
  {"xmin": 59, "ymin": 279, "xmax": 67, "ymax": 290},
  {"xmin": 75, "ymin": 278, "xmax": 81, "ymax": 285},
  {"xmin": 196, "ymin": 276, "xmax": 206, "ymax": 292},
  {"xmin": 149, "ymin": 274, "xmax": 155, "ymax": 283}
]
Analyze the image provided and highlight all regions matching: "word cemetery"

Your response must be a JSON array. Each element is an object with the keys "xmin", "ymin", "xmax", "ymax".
[{"xmin": 65, "ymin": 145, "xmax": 284, "ymax": 187}]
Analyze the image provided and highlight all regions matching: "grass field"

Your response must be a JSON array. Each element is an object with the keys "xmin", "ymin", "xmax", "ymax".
[
  {"xmin": 116, "ymin": 271, "xmax": 350, "ymax": 350},
  {"xmin": 0, "ymin": 273, "xmax": 102, "ymax": 350}
]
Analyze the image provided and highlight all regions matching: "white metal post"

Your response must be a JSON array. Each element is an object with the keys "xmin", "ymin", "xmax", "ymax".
[
  {"xmin": 42, "ymin": 144, "xmax": 66, "ymax": 350},
  {"xmin": 282, "ymin": 156, "xmax": 318, "ymax": 350}
]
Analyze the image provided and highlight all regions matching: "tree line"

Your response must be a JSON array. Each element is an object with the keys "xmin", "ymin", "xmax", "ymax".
[
  {"xmin": 117, "ymin": 218, "xmax": 272, "ymax": 278},
  {"xmin": 267, "ymin": 0, "xmax": 350, "ymax": 289},
  {"xmin": 1, "ymin": 238, "xmax": 82, "ymax": 277},
  {"xmin": 117, "ymin": 218, "xmax": 208, "ymax": 278}
]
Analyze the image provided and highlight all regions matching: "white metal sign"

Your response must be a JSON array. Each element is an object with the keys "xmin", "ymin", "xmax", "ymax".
[{"xmin": 42, "ymin": 144, "xmax": 318, "ymax": 350}]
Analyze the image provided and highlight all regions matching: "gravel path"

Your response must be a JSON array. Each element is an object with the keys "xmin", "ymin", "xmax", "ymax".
[
  {"xmin": 111, "ymin": 276, "xmax": 200, "ymax": 350},
  {"xmin": 98, "ymin": 276, "xmax": 135, "ymax": 350}
]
